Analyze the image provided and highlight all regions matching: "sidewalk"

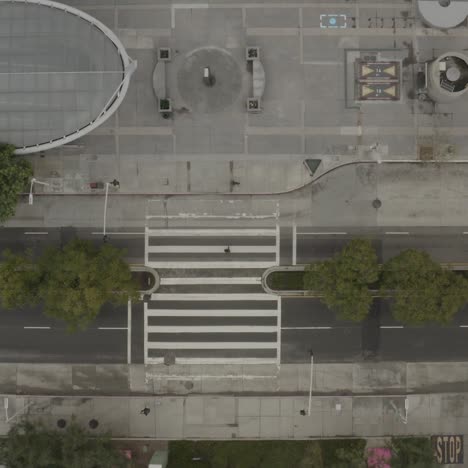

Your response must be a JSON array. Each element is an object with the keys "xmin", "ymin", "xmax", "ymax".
[
  {"xmin": 7, "ymin": 160, "xmax": 468, "ymax": 229},
  {"xmin": 3, "ymin": 361, "xmax": 468, "ymax": 396},
  {"xmin": 1, "ymin": 362, "xmax": 467, "ymax": 454},
  {"xmin": 0, "ymin": 392, "xmax": 467, "ymax": 442}
]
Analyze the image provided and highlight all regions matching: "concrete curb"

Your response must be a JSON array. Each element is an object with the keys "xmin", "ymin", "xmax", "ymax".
[
  {"xmin": 261, "ymin": 265, "xmax": 306, "ymax": 296},
  {"xmin": 130, "ymin": 264, "xmax": 159, "ymax": 295}
]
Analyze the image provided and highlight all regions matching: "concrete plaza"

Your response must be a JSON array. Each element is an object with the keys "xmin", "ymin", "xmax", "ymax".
[{"xmin": 20, "ymin": 0, "xmax": 468, "ymax": 202}]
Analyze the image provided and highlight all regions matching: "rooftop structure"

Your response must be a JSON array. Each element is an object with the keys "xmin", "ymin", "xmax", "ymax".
[
  {"xmin": 418, "ymin": 0, "xmax": 468, "ymax": 29},
  {"xmin": 0, "ymin": 0, "xmax": 135, "ymax": 154}
]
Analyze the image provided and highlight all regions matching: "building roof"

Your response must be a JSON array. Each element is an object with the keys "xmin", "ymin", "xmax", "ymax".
[{"xmin": 0, "ymin": 0, "xmax": 135, "ymax": 154}]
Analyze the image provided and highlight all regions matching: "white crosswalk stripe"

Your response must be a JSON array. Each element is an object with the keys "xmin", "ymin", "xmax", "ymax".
[{"xmin": 144, "ymin": 226, "xmax": 280, "ymax": 365}]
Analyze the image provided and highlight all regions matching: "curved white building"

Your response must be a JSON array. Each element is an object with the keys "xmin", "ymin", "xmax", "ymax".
[{"xmin": 0, "ymin": 0, "xmax": 136, "ymax": 154}]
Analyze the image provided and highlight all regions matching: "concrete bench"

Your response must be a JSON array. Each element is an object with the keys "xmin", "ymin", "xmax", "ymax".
[
  {"xmin": 246, "ymin": 47, "xmax": 265, "ymax": 112},
  {"xmin": 152, "ymin": 48, "xmax": 172, "ymax": 115}
]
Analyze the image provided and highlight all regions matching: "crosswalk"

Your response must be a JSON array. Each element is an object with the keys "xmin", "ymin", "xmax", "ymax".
[{"xmin": 144, "ymin": 226, "xmax": 280, "ymax": 365}]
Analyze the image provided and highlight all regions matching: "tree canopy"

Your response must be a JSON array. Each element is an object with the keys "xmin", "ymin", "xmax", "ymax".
[
  {"xmin": 0, "ymin": 239, "xmax": 139, "ymax": 331},
  {"xmin": 0, "ymin": 143, "xmax": 33, "ymax": 223},
  {"xmin": 381, "ymin": 249, "xmax": 468, "ymax": 325},
  {"xmin": 389, "ymin": 437, "xmax": 440, "ymax": 468},
  {"xmin": 303, "ymin": 239, "xmax": 379, "ymax": 321},
  {"xmin": 0, "ymin": 420, "xmax": 126, "ymax": 468}
]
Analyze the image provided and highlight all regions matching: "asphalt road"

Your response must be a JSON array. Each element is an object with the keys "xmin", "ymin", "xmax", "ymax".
[
  {"xmin": 4, "ymin": 226, "xmax": 468, "ymax": 364},
  {"xmin": 0, "ymin": 227, "xmax": 145, "ymax": 363},
  {"xmin": 280, "ymin": 227, "xmax": 468, "ymax": 363},
  {"xmin": 281, "ymin": 298, "xmax": 468, "ymax": 364},
  {"xmin": 0, "ymin": 301, "xmax": 144, "ymax": 363}
]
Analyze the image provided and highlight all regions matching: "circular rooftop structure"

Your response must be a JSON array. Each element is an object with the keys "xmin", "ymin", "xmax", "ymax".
[{"xmin": 0, "ymin": 0, "xmax": 135, "ymax": 154}]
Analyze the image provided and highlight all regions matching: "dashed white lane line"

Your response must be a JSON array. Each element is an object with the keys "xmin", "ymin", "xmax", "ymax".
[
  {"xmin": 147, "ymin": 245, "xmax": 276, "ymax": 253},
  {"xmin": 24, "ymin": 232, "xmax": 48, "ymax": 235},
  {"xmin": 459, "ymin": 325, "xmax": 468, "ymax": 328},
  {"xmin": 281, "ymin": 326, "xmax": 332, "ymax": 330},
  {"xmin": 146, "ymin": 309, "xmax": 277, "ymax": 317},
  {"xmin": 159, "ymin": 277, "xmax": 261, "ymax": 285},
  {"xmin": 97, "ymin": 327, "xmax": 128, "ymax": 330},
  {"xmin": 150, "ymin": 293, "xmax": 274, "ymax": 301},
  {"xmin": 385, "ymin": 232, "xmax": 410, "ymax": 235},
  {"xmin": 147, "ymin": 325, "xmax": 277, "ymax": 333},
  {"xmin": 297, "ymin": 232, "xmax": 347, "ymax": 235},
  {"xmin": 23, "ymin": 326, "xmax": 50, "ymax": 330},
  {"xmin": 380, "ymin": 325, "xmax": 404, "ymax": 329}
]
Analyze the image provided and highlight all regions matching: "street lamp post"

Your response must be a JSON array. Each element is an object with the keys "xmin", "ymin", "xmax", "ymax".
[
  {"xmin": 28, "ymin": 178, "xmax": 50, "ymax": 205},
  {"xmin": 308, "ymin": 350, "xmax": 314, "ymax": 416},
  {"xmin": 403, "ymin": 397, "xmax": 409, "ymax": 424},
  {"xmin": 102, "ymin": 179, "xmax": 120, "ymax": 242}
]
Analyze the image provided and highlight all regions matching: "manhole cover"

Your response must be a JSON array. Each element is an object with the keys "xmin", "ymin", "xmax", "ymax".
[
  {"xmin": 177, "ymin": 47, "xmax": 243, "ymax": 113},
  {"xmin": 89, "ymin": 419, "xmax": 99, "ymax": 429},
  {"xmin": 57, "ymin": 419, "xmax": 66, "ymax": 429},
  {"xmin": 185, "ymin": 381, "xmax": 194, "ymax": 390},
  {"xmin": 372, "ymin": 199, "xmax": 382, "ymax": 209}
]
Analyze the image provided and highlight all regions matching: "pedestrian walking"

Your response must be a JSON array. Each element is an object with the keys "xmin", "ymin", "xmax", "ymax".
[
  {"xmin": 140, "ymin": 407, "xmax": 150, "ymax": 416},
  {"xmin": 224, "ymin": 246, "xmax": 231, "ymax": 253}
]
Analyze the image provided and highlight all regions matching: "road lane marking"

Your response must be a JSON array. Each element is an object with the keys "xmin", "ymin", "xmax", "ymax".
[
  {"xmin": 385, "ymin": 232, "xmax": 410, "ymax": 235},
  {"xmin": 97, "ymin": 327, "xmax": 128, "ymax": 330},
  {"xmin": 281, "ymin": 326, "xmax": 332, "ymax": 330},
  {"xmin": 292, "ymin": 223, "xmax": 297, "ymax": 265},
  {"xmin": 459, "ymin": 325, "xmax": 468, "ymax": 328},
  {"xmin": 146, "ymin": 309, "xmax": 278, "ymax": 317},
  {"xmin": 150, "ymin": 293, "xmax": 274, "ymax": 301},
  {"xmin": 147, "ymin": 325, "xmax": 277, "ymax": 333},
  {"xmin": 276, "ymin": 223, "xmax": 280, "ymax": 266},
  {"xmin": 297, "ymin": 232, "xmax": 347, "ymax": 235},
  {"xmin": 24, "ymin": 232, "xmax": 48, "ymax": 235},
  {"xmin": 147, "ymin": 260, "xmax": 275, "ymax": 269},
  {"xmin": 127, "ymin": 299, "xmax": 132, "ymax": 364},
  {"xmin": 92, "ymin": 232, "xmax": 145, "ymax": 236},
  {"xmin": 23, "ymin": 326, "xmax": 51, "ymax": 329},
  {"xmin": 159, "ymin": 277, "xmax": 262, "ymax": 285},
  {"xmin": 146, "ymin": 342, "xmax": 276, "ymax": 349},
  {"xmin": 380, "ymin": 325, "xmax": 404, "ymax": 329},
  {"xmin": 277, "ymin": 297, "xmax": 282, "ymax": 366},
  {"xmin": 147, "ymin": 245, "xmax": 275, "ymax": 253},
  {"xmin": 146, "ymin": 357, "xmax": 277, "ymax": 364},
  {"xmin": 145, "ymin": 228, "xmax": 277, "ymax": 237}
]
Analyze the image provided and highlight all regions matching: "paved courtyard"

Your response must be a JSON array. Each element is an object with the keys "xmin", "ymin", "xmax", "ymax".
[{"xmin": 42, "ymin": 0, "xmax": 468, "ymax": 163}]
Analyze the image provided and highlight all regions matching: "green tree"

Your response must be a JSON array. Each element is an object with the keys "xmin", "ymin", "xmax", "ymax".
[
  {"xmin": 389, "ymin": 437, "xmax": 440, "ymax": 468},
  {"xmin": 0, "ymin": 239, "xmax": 138, "ymax": 331},
  {"xmin": 0, "ymin": 420, "xmax": 126, "ymax": 468},
  {"xmin": 303, "ymin": 239, "xmax": 379, "ymax": 321},
  {"xmin": 381, "ymin": 249, "xmax": 468, "ymax": 325},
  {"xmin": 0, "ymin": 249, "xmax": 40, "ymax": 309},
  {"xmin": 0, "ymin": 143, "xmax": 33, "ymax": 223}
]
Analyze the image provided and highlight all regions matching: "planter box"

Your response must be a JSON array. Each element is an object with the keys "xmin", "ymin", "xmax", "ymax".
[
  {"xmin": 246, "ymin": 46, "xmax": 260, "ymax": 61},
  {"xmin": 158, "ymin": 98, "xmax": 172, "ymax": 113},
  {"xmin": 157, "ymin": 47, "xmax": 171, "ymax": 62},
  {"xmin": 247, "ymin": 97, "xmax": 261, "ymax": 112}
]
